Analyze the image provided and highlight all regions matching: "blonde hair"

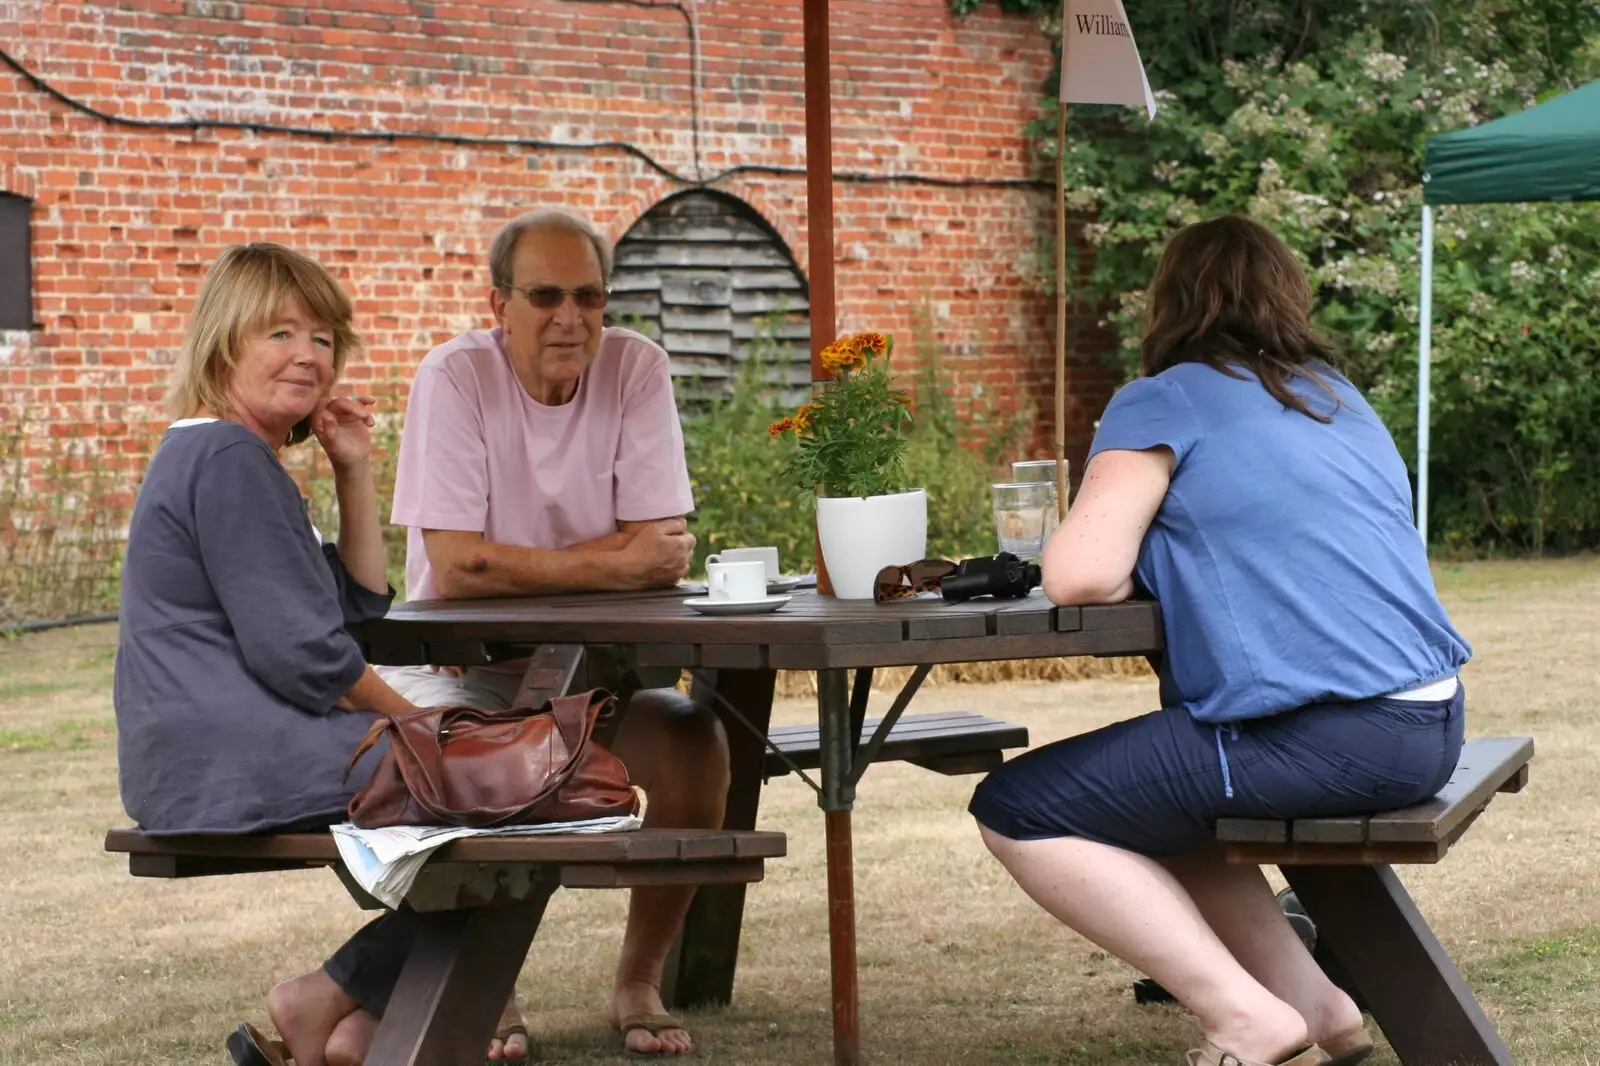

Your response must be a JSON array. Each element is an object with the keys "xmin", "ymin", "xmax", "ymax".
[{"xmin": 166, "ymin": 243, "xmax": 363, "ymax": 445}]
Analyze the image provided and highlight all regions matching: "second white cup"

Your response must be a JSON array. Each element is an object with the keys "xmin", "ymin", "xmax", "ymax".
[
  {"xmin": 707, "ymin": 546, "xmax": 780, "ymax": 582},
  {"xmin": 706, "ymin": 560, "xmax": 769, "ymax": 603}
]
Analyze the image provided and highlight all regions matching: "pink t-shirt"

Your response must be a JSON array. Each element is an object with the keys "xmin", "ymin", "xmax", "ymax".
[{"xmin": 390, "ymin": 325, "xmax": 695, "ymax": 602}]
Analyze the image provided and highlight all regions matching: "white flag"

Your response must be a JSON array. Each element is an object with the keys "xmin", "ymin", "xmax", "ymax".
[{"xmin": 1059, "ymin": 0, "xmax": 1157, "ymax": 118}]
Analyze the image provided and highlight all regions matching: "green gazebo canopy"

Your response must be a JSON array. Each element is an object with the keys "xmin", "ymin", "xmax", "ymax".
[{"xmin": 1424, "ymin": 79, "xmax": 1600, "ymax": 205}]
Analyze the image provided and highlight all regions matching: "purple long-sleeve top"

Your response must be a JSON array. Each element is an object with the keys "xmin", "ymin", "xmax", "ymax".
[{"xmin": 114, "ymin": 419, "xmax": 394, "ymax": 834}]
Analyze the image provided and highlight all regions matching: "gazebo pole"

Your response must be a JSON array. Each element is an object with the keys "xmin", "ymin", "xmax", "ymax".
[
  {"xmin": 1054, "ymin": 100, "xmax": 1070, "ymax": 521},
  {"xmin": 1417, "ymin": 204, "xmax": 1434, "ymax": 549},
  {"xmin": 802, "ymin": 6, "xmax": 861, "ymax": 1066}
]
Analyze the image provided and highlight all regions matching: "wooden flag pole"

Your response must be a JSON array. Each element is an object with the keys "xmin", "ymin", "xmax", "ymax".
[{"xmin": 1053, "ymin": 99, "xmax": 1069, "ymax": 522}]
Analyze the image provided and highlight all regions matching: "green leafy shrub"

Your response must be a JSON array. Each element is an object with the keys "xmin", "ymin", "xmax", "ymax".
[{"xmin": 955, "ymin": 0, "xmax": 1600, "ymax": 552}]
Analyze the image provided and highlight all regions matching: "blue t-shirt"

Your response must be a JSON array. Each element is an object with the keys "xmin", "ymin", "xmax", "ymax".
[{"xmin": 1088, "ymin": 362, "xmax": 1470, "ymax": 724}]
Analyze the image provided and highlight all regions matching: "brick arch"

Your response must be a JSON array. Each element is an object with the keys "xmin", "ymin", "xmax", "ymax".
[
  {"xmin": 605, "ymin": 186, "xmax": 813, "ymax": 408},
  {"xmin": 0, "ymin": 162, "xmax": 37, "ymax": 201},
  {"xmin": 606, "ymin": 182, "xmax": 809, "ymax": 280}
]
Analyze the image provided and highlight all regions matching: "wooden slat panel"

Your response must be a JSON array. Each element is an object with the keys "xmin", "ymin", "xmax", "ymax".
[
  {"xmin": 995, "ymin": 598, "xmax": 1053, "ymax": 635},
  {"xmin": 658, "ymin": 272, "xmax": 732, "ymax": 306},
  {"xmin": 605, "ymin": 293, "xmax": 662, "ymax": 317},
  {"xmin": 661, "ymin": 330, "xmax": 731, "ymax": 355},
  {"xmin": 731, "ymin": 291, "xmax": 810, "ymax": 313},
  {"xmin": 1366, "ymin": 736, "xmax": 1534, "ymax": 843},
  {"xmin": 560, "ymin": 858, "xmax": 767, "ymax": 888},
  {"xmin": 617, "ymin": 243, "xmax": 790, "ymax": 269},
  {"xmin": 1292, "ymin": 817, "xmax": 1369, "ymax": 843},
  {"xmin": 729, "ymin": 269, "xmax": 804, "ymax": 290},
  {"xmin": 107, "ymin": 828, "xmax": 788, "ymax": 865},
  {"xmin": 1216, "ymin": 818, "xmax": 1288, "ymax": 844},
  {"xmin": 762, "ymin": 712, "xmax": 1028, "ymax": 775},
  {"xmin": 1225, "ymin": 840, "xmax": 1448, "ymax": 865},
  {"xmin": 663, "ymin": 307, "xmax": 733, "ymax": 331}
]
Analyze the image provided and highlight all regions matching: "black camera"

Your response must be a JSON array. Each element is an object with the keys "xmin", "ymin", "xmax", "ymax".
[{"xmin": 939, "ymin": 552, "xmax": 1042, "ymax": 602}]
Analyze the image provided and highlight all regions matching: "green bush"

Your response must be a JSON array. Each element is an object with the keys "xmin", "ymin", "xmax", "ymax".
[{"xmin": 957, "ymin": 0, "xmax": 1600, "ymax": 553}]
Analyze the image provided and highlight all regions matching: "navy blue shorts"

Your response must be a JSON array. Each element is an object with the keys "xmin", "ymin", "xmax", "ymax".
[{"xmin": 969, "ymin": 684, "xmax": 1466, "ymax": 857}]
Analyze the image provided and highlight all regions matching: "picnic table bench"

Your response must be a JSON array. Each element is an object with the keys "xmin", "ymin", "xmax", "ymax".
[
  {"xmin": 104, "ymin": 826, "xmax": 787, "ymax": 1065},
  {"xmin": 1216, "ymin": 735, "xmax": 1534, "ymax": 1066}
]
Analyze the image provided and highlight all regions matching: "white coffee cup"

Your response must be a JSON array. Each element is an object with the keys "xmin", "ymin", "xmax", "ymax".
[
  {"xmin": 706, "ymin": 560, "xmax": 768, "ymax": 603},
  {"xmin": 707, "ymin": 546, "xmax": 780, "ymax": 582}
]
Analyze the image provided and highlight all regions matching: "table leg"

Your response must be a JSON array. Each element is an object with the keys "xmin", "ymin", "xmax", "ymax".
[
  {"xmin": 364, "ymin": 881, "xmax": 558, "ymax": 1066},
  {"xmin": 817, "ymin": 668, "xmax": 861, "ymax": 1066},
  {"xmin": 1283, "ymin": 864, "xmax": 1514, "ymax": 1066},
  {"xmin": 663, "ymin": 667, "xmax": 777, "ymax": 1009}
]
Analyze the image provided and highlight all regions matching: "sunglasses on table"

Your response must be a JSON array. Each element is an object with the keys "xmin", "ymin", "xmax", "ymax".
[
  {"xmin": 505, "ymin": 283, "xmax": 610, "ymax": 311},
  {"xmin": 873, "ymin": 558, "xmax": 958, "ymax": 604}
]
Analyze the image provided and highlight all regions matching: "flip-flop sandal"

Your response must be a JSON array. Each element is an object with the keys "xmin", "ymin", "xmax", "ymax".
[
  {"xmin": 619, "ymin": 1012, "xmax": 692, "ymax": 1058},
  {"xmin": 226, "ymin": 1022, "xmax": 291, "ymax": 1066},
  {"xmin": 1184, "ymin": 1040, "xmax": 1330, "ymax": 1066},
  {"xmin": 487, "ymin": 1017, "xmax": 532, "ymax": 1065},
  {"xmin": 1321, "ymin": 1026, "xmax": 1374, "ymax": 1066}
]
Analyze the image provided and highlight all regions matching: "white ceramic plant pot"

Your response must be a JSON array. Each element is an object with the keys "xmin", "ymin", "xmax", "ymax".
[{"xmin": 815, "ymin": 489, "xmax": 929, "ymax": 600}]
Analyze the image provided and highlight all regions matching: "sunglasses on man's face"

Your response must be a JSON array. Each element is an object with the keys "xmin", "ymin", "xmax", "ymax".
[
  {"xmin": 507, "ymin": 283, "xmax": 609, "ymax": 311},
  {"xmin": 873, "ymin": 558, "xmax": 958, "ymax": 604}
]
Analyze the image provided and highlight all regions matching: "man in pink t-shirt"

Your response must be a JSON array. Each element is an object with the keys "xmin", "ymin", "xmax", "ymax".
[{"xmin": 385, "ymin": 210, "xmax": 729, "ymax": 1059}]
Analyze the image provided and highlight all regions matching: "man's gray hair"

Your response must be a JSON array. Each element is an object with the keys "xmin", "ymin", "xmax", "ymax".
[{"xmin": 488, "ymin": 209, "xmax": 614, "ymax": 288}]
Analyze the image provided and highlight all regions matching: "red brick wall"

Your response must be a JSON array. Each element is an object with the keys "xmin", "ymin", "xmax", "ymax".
[{"xmin": 0, "ymin": 0, "xmax": 1121, "ymax": 505}]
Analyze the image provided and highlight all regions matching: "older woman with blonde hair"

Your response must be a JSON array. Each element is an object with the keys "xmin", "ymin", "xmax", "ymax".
[
  {"xmin": 115, "ymin": 243, "xmax": 527, "ymax": 1065},
  {"xmin": 969, "ymin": 216, "xmax": 1470, "ymax": 1066}
]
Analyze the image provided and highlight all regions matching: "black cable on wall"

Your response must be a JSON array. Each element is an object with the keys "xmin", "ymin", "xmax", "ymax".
[{"xmin": 0, "ymin": 44, "xmax": 1048, "ymax": 192}]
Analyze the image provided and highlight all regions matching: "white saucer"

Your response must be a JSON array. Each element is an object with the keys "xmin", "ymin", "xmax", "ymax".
[
  {"xmin": 684, "ymin": 594, "xmax": 792, "ymax": 616},
  {"xmin": 767, "ymin": 575, "xmax": 803, "ymax": 594}
]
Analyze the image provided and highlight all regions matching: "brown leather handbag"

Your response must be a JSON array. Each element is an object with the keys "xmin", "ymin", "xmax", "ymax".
[{"xmin": 344, "ymin": 689, "xmax": 640, "ymax": 829}]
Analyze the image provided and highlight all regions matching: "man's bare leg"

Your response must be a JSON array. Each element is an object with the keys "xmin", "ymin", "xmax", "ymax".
[{"xmin": 605, "ymin": 688, "xmax": 731, "ymax": 1055}]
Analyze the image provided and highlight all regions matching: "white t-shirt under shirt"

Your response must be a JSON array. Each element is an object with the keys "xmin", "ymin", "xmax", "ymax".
[{"xmin": 390, "ymin": 325, "xmax": 695, "ymax": 602}]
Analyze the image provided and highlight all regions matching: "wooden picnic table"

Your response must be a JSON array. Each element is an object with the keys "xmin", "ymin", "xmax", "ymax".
[
  {"xmin": 354, "ymin": 584, "xmax": 1162, "ymax": 1066},
  {"xmin": 351, "ymin": 585, "xmax": 1524, "ymax": 1066}
]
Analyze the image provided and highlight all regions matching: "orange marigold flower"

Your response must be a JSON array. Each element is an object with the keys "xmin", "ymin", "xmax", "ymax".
[
  {"xmin": 852, "ymin": 331, "xmax": 890, "ymax": 359},
  {"xmin": 794, "ymin": 402, "xmax": 819, "ymax": 430},
  {"xmin": 768, "ymin": 417, "xmax": 796, "ymax": 437},
  {"xmin": 820, "ymin": 339, "xmax": 864, "ymax": 373}
]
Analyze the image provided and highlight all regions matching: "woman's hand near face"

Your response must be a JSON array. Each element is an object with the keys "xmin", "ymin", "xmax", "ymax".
[
  {"xmin": 312, "ymin": 395, "xmax": 377, "ymax": 470},
  {"xmin": 318, "ymin": 395, "xmax": 389, "ymax": 594}
]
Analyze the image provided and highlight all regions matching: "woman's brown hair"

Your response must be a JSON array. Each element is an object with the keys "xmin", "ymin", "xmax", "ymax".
[{"xmin": 1141, "ymin": 215, "xmax": 1341, "ymax": 422}]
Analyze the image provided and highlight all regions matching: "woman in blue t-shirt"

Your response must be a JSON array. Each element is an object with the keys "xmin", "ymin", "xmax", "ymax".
[{"xmin": 969, "ymin": 215, "xmax": 1468, "ymax": 1066}]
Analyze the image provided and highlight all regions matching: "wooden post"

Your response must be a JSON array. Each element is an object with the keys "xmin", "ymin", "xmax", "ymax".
[
  {"xmin": 804, "ymin": 0, "xmax": 837, "ymax": 595},
  {"xmin": 1053, "ymin": 100, "xmax": 1070, "ymax": 522},
  {"xmin": 803, "ymin": 0, "xmax": 837, "ymax": 380}
]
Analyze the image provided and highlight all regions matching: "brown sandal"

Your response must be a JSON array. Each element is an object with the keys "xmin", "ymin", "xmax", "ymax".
[
  {"xmin": 488, "ymin": 1003, "xmax": 531, "ymax": 1065},
  {"xmin": 226, "ymin": 1022, "xmax": 292, "ymax": 1066},
  {"xmin": 619, "ymin": 1012, "xmax": 691, "ymax": 1057},
  {"xmin": 1321, "ymin": 1026, "xmax": 1374, "ymax": 1066},
  {"xmin": 1185, "ymin": 1041, "xmax": 1331, "ymax": 1066}
]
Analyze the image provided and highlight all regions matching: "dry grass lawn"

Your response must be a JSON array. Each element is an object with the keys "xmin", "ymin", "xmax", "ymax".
[{"xmin": 0, "ymin": 557, "xmax": 1596, "ymax": 1065}]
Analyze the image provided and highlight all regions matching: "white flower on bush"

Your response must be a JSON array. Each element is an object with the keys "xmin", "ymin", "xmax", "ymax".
[
  {"xmin": 1508, "ymin": 259, "xmax": 1537, "ymax": 285},
  {"xmin": 1152, "ymin": 160, "xmax": 1178, "ymax": 183},
  {"xmin": 1364, "ymin": 53, "xmax": 1407, "ymax": 83},
  {"xmin": 1547, "ymin": 244, "xmax": 1569, "ymax": 264},
  {"xmin": 1467, "ymin": 291, "xmax": 1497, "ymax": 317}
]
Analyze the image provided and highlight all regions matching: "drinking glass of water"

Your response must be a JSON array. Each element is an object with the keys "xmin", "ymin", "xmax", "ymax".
[{"xmin": 991, "ymin": 481, "xmax": 1056, "ymax": 560}]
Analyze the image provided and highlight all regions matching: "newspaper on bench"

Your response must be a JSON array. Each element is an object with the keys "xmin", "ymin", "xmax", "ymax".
[{"xmin": 330, "ymin": 814, "xmax": 644, "ymax": 909}]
